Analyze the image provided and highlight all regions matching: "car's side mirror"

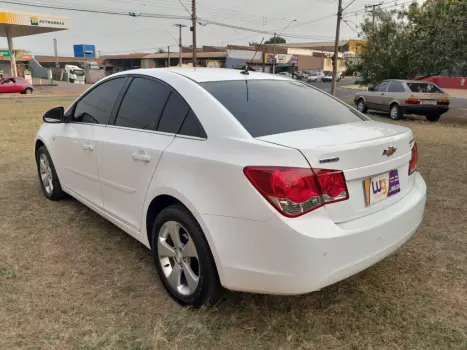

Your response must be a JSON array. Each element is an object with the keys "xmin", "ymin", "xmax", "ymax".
[
  {"xmin": 368, "ymin": 87, "xmax": 375, "ymax": 92},
  {"xmin": 43, "ymin": 106, "xmax": 65, "ymax": 123}
]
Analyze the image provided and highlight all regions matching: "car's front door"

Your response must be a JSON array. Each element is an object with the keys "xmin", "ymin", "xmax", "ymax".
[
  {"xmin": 53, "ymin": 77, "xmax": 127, "ymax": 208},
  {"xmin": 95, "ymin": 77, "xmax": 191, "ymax": 231},
  {"xmin": 372, "ymin": 81, "xmax": 390, "ymax": 110},
  {"xmin": 0, "ymin": 78, "xmax": 17, "ymax": 93}
]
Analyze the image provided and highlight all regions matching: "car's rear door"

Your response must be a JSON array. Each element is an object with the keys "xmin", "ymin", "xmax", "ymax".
[{"xmin": 94, "ymin": 76, "xmax": 190, "ymax": 231}]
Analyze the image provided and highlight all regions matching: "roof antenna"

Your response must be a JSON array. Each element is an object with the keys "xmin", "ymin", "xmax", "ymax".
[{"xmin": 241, "ymin": 37, "xmax": 264, "ymax": 75}]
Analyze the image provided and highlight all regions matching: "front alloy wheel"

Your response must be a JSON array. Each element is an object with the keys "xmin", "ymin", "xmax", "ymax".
[
  {"xmin": 36, "ymin": 145, "xmax": 66, "ymax": 200},
  {"xmin": 39, "ymin": 153, "xmax": 54, "ymax": 195},
  {"xmin": 357, "ymin": 99, "xmax": 367, "ymax": 113}
]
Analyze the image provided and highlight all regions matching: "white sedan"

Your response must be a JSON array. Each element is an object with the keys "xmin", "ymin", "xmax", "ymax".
[
  {"xmin": 35, "ymin": 68, "xmax": 426, "ymax": 307},
  {"xmin": 307, "ymin": 72, "xmax": 325, "ymax": 82}
]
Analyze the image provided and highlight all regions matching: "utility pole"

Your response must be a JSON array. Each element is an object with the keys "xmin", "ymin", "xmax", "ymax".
[
  {"xmin": 191, "ymin": 0, "xmax": 198, "ymax": 67},
  {"xmin": 167, "ymin": 45, "xmax": 170, "ymax": 67},
  {"xmin": 273, "ymin": 20, "xmax": 296, "ymax": 75},
  {"xmin": 272, "ymin": 32, "xmax": 277, "ymax": 74},
  {"xmin": 262, "ymin": 44, "xmax": 265, "ymax": 72},
  {"xmin": 173, "ymin": 24, "xmax": 187, "ymax": 67},
  {"xmin": 331, "ymin": 0, "xmax": 343, "ymax": 96},
  {"xmin": 53, "ymin": 38, "xmax": 59, "ymax": 68},
  {"xmin": 321, "ymin": 46, "xmax": 324, "ymax": 70},
  {"xmin": 365, "ymin": 2, "xmax": 383, "ymax": 27}
]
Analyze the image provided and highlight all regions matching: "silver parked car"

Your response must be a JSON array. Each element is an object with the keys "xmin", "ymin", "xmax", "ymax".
[{"xmin": 354, "ymin": 79, "xmax": 450, "ymax": 122}]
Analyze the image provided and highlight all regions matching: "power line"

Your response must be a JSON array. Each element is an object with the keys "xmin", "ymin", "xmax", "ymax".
[
  {"xmin": 0, "ymin": 0, "xmax": 191, "ymax": 20},
  {"xmin": 177, "ymin": 0, "xmax": 192, "ymax": 16},
  {"xmin": 343, "ymin": 20, "xmax": 359, "ymax": 34}
]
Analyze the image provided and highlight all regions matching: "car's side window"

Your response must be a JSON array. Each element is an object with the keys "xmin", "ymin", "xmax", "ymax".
[
  {"xmin": 377, "ymin": 82, "xmax": 390, "ymax": 92},
  {"xmin": 178, "ymin": 110, "xmax": 207, "ymax": 139},
  {"xmin": 73, "ymin": 78, "xmax": 126, "ymax": 124},
  {"xmin": 114, "ymin": 77, "xmax": 170, "ymax": 130},
  {"xmin": 157, "ymin": 92, "xmax": 190, "ymax": 134},
  {"xmin": 387, "ymin": 82, "xmax": 405, "ymax": 93}
]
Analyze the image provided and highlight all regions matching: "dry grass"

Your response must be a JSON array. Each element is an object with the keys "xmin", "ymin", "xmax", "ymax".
[{"xmin": 1, "ymin": 98, "xmax": 466, "ymax": 350}]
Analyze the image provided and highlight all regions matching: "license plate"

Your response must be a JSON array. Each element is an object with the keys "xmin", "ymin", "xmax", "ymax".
[
  {"xmin": 363, "ymin": 170, "xmax": 400, "ymax": 206},
  {"xmin": 421, "ymin": 100, "xmax": 437, "ymax": 105}
]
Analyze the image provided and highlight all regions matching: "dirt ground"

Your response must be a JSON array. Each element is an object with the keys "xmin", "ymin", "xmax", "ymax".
[{"xmin": 1, "ymin": 98, "xmax": 466, "ymax": 349}]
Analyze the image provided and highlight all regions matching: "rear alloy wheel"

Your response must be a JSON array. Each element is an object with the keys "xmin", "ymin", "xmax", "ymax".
[
  {"xmin": 357, "ymin": 99, "xmax": 368, "ymax": 113},
  {"xmin": 426, "ymin": 114, "xmax": 441, "ymax": 122},
  {"xmin": 152, "ymin": 205, "xmax": 222, "ymax": 307},
  {"xmin": 24, "ymin": 88, "xmax": 33, "ymax": 94},
  {"xmin": 36, "ymin": 146, "xmax": 66, "ymax": 200},
  {"xmin": 390, "ymin": 104, "xmax": 402, "ymax": 120}
]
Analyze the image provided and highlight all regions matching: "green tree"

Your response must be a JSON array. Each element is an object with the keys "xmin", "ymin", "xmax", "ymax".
[
  {"xmin": 157, "ymin": 48, "xmax": 166, "ymax": 53},
  {"xmin": 356, "ymin": 0, "xmax": 467, "ymax": 85},
  {"xmin": 264, "ymin": 36, "xmax": 286, "ymax": 44}
]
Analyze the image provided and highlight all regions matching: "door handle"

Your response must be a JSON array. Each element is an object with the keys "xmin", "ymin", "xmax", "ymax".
[
  {"xmin": 132, "ymin": 151, "xmax": 150, "ymax": 162},
  {"xmin": 82, "ymin": 143, "xmax": 94, "ymax": 151}
]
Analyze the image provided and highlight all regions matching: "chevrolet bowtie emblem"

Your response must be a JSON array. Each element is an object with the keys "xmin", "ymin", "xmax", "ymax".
[{"xmin": 383, "ymin": 146, "xmax": 397, "ymax": 156}]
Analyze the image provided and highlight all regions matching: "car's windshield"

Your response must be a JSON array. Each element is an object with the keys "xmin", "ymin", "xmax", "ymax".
[
  {"xmin": 71, "ymin": 69, "xmax": 85, "ymax": 76},
  {"xmin": 200, "ymin": 80, "xmax": 368, "ymax": 137},
  {"xmin": 407, "ymin": 82, "xmax": 443, "ymax": 93}
]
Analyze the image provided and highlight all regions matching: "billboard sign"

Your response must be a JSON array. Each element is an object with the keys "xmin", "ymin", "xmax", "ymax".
[
  {"xmin": 265, "ymin": 54, "xmax": 298, "ymax": 65},
  {"xmin": 348, "ymin": 40, "xmax": 366, "ymax": 53},
  {"xmin": 0, "ymin": 10, "xmax": 69, "ymax": 29}
]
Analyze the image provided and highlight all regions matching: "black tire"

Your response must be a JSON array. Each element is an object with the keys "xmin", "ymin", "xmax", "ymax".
[
  {"xmin": 151, "ymin": 205, "xmax": 222, "ymax": 307},
  {"xmin": 36, "ymin": 145, "xmax": 66, "ymax": 200},
  {"xmin": 426, "ymin": 114, "xmax": 441, "ymax": 122},
  {"xmin": 389, "ymin": 103, "xmax": 402, "ymax": 120},
  {"xmin": 356, "ymin": 98, "xmax": 368, "ymax": 113},
  {"xmin": 23, "ymin": 88, "xmax": 33, "ymax": 94}
]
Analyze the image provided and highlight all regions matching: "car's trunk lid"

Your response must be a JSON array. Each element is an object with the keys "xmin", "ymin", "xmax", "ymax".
[{"xmin": 257, "ymin": 121, "xmax": 415, "ymax": 223}]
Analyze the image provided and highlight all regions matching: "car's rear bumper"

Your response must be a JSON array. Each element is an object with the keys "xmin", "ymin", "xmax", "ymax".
[
  {"xmin": 196, "ymin": 172, "xmax": 426, "ymax": 295},
  {"xmin": 400, "ymin": 106, "xmax": 449, "ymax": 115}
]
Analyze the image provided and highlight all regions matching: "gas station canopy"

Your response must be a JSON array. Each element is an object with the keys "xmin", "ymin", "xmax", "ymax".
[{"xmin": 0, "ymin": 9, "xmax": 69, "ymax": 76}]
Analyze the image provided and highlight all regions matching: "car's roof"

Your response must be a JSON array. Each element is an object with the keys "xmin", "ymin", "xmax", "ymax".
[
  {"xmin": 384, "ymin": 79, "xmax": 439, "ymax": 84},
  {"xmin": 120, "ymin": 67, "xmax": 289, "ymax": 83}
]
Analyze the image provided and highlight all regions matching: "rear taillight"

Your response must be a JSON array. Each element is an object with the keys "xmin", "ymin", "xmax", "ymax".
[
  {"xmin": 405, "ymin": 97, "xmax": 420, "ymax": 105},
  {"xmin": 437, "ymin": 99, "xmax": 450, "ymax": 106},
  {"xmin": 409, "ymin": 142, "xmax": 418, "ymax": 175},
  {"xmin": 243, "ymin": 166, "xmax": 349, "ymax": 217}
]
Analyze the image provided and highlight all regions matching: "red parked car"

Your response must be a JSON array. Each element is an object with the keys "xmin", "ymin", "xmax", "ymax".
[{"xmin": 0, "ymin": 77, "xmax": 33, "ymax": 94}]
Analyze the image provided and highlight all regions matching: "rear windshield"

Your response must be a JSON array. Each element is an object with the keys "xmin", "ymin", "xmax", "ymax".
[
  {"xmin": 407, "ymin": 83, "xmax": 443, "ymax": 93},
  {"xmin": 200, "ymin": 80, "xmax": 367, "ymax": 137}
]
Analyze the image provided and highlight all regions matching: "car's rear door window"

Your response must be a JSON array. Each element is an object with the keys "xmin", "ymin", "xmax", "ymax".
[
  {"xmin": 200, "ymin": 80, "xmax": 367, "ymax": 137},
  {"xmin": 178, "ymin": 110, "xmax": 207, "ymax": 139},
  {"xmin": 157, "ymin": 92, "xmax": 190, "ymax": 134},
  {"xmin": 115, "ymin": 77, "xmax": 170, "ymax": 130}
]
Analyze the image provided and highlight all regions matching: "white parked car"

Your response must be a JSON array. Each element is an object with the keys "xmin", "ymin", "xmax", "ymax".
[
  {"xmin": 307, "ymin": 71, "xmax": 325, "ymax": 82},
  {"xmin": 35, "ymin": 68, "xmax": 426, "ymax": 307}
]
